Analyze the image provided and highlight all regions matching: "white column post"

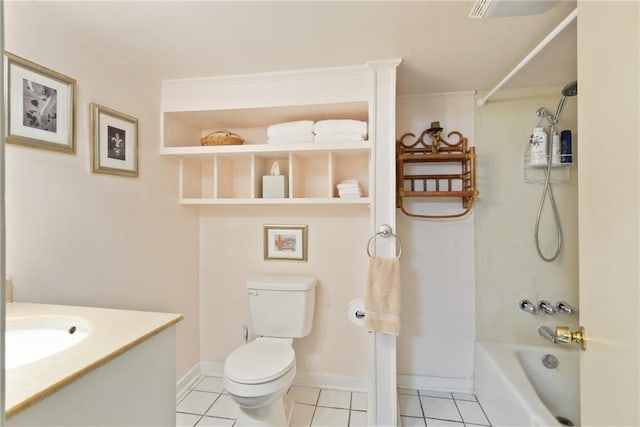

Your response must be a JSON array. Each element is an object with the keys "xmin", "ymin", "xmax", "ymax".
[{"xmin": 367, "ymin": 59, "xmax": 401, "ymax": 427}]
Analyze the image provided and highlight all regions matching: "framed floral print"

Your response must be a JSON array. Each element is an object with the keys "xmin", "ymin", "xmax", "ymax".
[{"xmin": 90, "ymin": 103, "xmax": 139, "ymax": 177}]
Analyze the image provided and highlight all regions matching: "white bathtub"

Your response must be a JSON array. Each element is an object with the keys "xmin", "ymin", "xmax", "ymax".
[{"xmin": 475, "ymin": 341, "xmax": 580, "ymax": 427}]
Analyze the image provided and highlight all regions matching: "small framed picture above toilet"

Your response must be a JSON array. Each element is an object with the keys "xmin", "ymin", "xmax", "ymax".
[{"xmin": 263, "ymin": 224, "xmax": 308, "ymax": 261}]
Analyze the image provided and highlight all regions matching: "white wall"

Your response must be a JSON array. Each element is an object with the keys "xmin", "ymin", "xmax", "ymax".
[
  {"xmin": 199, "ymin": 205, "xmax": 371, "ymax": 383},
  {"xmin": 396, "ymin": 93, "xmax": 476, "ymax": 384},
  {"xmin": 4, "ymin": 2, "xmax": 200, "ymax": 379},
  {"xmin": 474, "ymin": 87, "xmax": 579, "ymax": 345}
]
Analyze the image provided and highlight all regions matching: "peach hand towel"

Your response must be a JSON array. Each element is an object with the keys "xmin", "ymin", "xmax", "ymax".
[{"xmin": 364, "ymin": 256, "xmax": 401, "ymax": 336}]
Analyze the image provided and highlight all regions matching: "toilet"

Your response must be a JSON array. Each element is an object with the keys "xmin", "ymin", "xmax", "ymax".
[{"xmin": 223, "ymin": 275, "xmax": 317, "ymax": 426}]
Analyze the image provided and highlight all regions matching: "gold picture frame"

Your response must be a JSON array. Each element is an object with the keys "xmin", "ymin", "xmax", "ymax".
[
  {"xmin": 4, "ymin": 52, "xmax": 76, "ymax": 153},
  {"xmin": 90, "ymin": 103, "xmax": 139, "ymax": 177},
  {"xmin": 264, "ymin": 225, "xmax": 308, "ymax": 261}
]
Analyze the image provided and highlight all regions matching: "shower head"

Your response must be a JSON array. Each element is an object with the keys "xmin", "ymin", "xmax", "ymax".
[
  {"xmin": 562, "ymin": 80, "xmax": 578, "ymax": 97},
  {"xmin": 555, "ymin": 80, "xmax": 578, "ymax": 121}
]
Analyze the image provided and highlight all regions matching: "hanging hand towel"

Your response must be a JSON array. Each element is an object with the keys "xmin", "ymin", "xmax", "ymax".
[{"xmin": 364, "ymin": 256, "xmax": 401, "ymax": 336}]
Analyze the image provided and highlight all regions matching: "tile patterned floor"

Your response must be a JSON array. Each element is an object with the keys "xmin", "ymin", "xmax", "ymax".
[{"xmin": 176, "ymin": 375, "xmax": 491, "ymax": 426}]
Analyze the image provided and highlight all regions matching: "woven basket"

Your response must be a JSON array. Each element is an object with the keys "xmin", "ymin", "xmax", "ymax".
[{"xmin": 200, "ymin": 130, "xmax": 244, "ymax": 146}]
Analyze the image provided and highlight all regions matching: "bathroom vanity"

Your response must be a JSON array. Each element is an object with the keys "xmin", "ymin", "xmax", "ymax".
[{"xmin": 5, "ymin": 302, "xmax": 182, "ymax": 426}]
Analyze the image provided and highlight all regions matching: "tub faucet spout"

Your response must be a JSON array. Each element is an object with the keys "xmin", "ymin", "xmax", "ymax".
[{"xmin": 538, "ymin": 326, "xmax": 557, "ymax": 344}]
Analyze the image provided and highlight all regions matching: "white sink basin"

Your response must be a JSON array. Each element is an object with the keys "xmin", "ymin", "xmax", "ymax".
[{"xmin": 6, "ymin": 315, "xmax": 90, "ymax": 370}]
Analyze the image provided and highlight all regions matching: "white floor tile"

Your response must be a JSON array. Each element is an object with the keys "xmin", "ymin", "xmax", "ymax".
[
  {"xmin": 452, "ymin": 392, "xmax": 476, "ymax": 402},
  {"xmin": 311, "ymin": 407, "xmax": 350, "ymax": 426},
  {"xmin": 351, "ymin": 392, "xmax": 367, "ymax": 411},
  {"xmin": 398, "ymin": 394, "xmax": 424, "ymax": 418},
  {"xmin": 195, "ymin": 376, "xmax": 226, "ymax": 393},
  {"xmin": 419, "ymin": 390, "xmax": 453, "ymax": 399},
  {"xmin": 176, "ymin": 412, "xmax": 201, "ymax": 427},
  {"xmin": 196, "ymin": 416, "xmax": 235, "ymax": 426},
  {"xmin": 456, "ymin": 400, "xmax": 490, "ymax": 425},
  {"xmin": 401, "ymin": 416, "xmax": 427, "ymax": 427},
  {"xmin": 177, "ymin": 391, "xmax": 220, "ymax": 415},
  {"xmin": 421, "ymin": 396, "xmax": 462, "ymax": 422},
  {"xmin": 206, "ymin": 394, "xmax": 240, "ymax": 419},
  {"xmin": 349, "ymin": 410, "xmax": 367, "ymax": 427},
  {"xmin": 398, "ymin": 387, "xmax": 419, "ymax": 396},
  {"xmin": 424, "ymin": 419, "xmax": 464, "ymax": 427},
  {"xmin": 288, "ymin": 385, "xmax": 321, "ymax": 405},
  {"xmin": 317, "ymin": 389, "xmax": 351, "ymax": 409},
  {"xmin": 291, "ymin": 403, "xmax": 316, "ymax": 427}
]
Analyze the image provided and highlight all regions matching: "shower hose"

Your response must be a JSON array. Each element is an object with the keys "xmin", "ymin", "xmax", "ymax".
[{"xmin": 534, "ymin": 123, "xmax": 563, "ymax": 262}]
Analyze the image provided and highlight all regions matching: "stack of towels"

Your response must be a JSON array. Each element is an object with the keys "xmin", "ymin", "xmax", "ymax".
[
  {"xmin": 267, "ymin": 120, "xmax": 314, "ymax": 144},
  {"xmin": 314, "ymin": 119, "xmax": 368, "ymax": 143},
  {"xmin": 266, "ymin": 119, "xmax": 367, "ymax": 144},
  {"xmin": 337, "ymin": 179, "xmax": 363, "ymax": 198}
]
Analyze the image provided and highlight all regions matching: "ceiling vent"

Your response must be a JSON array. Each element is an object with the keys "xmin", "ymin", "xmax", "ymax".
[{"xmin": 469, "ymin": 0, "xmax": 557, "ymax": 19}]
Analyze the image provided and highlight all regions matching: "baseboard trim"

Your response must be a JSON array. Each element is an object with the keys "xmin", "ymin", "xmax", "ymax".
[
  {"xmin": 176, "ymin": 362, "xmax": 203, "ymax": 402},
  {"xmin": 293, "ymin": 372, "xmax": 368, "ymax": 392},
  {"xmin": 397, "ymin": 374, "xmax": 474, "ymax": 394},
  {"xmin": 179, "ymin": 361, "xmax": 472, "ymax": 397},
  {"xmin": 199, "ymin": 361, "xmax": 225, "ymax": 377}
]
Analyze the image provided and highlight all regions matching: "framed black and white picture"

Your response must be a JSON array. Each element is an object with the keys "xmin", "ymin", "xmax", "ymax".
[
  {"xmin": 4, "ymin": 52, "xmax": 76, "ymax": 153},
  {"xmin": 90, "ymin": 103, "xmax": 138, "ymax": 177}
]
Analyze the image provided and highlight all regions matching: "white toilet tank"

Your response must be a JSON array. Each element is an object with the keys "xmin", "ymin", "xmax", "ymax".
[{"xmin": 246, "ymin": 275, "xmax": 317, "ymax": 338}]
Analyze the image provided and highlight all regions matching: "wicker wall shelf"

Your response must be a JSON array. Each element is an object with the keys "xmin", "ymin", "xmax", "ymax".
[{"xmin": 396, "ymin": 126, "xmax": 477, "ymax": 219}]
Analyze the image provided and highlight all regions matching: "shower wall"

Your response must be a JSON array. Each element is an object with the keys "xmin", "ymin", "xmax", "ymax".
[{"xmin": 474, "ymin": 87, "xmax": 579, "ymax": 345}]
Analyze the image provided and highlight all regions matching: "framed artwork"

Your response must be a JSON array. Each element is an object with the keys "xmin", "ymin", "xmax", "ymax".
[
  {"xmin": 4, "ymin": 52, "xmax": 76, "ymax": 153},
  {"xmin": 90, "ymin": 103, "xmax": 138, "ymax": 177},
  {"xmin": 264, "ymin": 225, "xmax": 308, "ymax": 261}
]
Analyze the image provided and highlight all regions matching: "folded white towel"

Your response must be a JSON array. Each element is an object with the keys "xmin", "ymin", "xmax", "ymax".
[
  {"xmin": 314, "ymin": 133, "xmax": 366, "ymax": 143},
  {"xmin": 315, "ymin": 120, "xmax": 368, "ymax": 138},
  {"xmin": 337, "ymin": 183, "xmax": 361, "ymax": 190},
  {"xmin": 339, "ymin": 193, "xmax": 363, "ymax": 198},
  {"xmin": 267, "ymin": 134, "xmax": 314, "ymax": 144},
  {"xmin": 267, "ymin": 120, "xmax": 315, "ymax": 139},
  {"xmin": 339, "ymin": 189, "xmax": 363, "ymax": 196}
]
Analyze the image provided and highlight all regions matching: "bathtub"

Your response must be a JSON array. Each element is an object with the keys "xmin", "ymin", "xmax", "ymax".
[{"xmin": 475, "ymin": 341, "xmax": 580, "ymax": 427}]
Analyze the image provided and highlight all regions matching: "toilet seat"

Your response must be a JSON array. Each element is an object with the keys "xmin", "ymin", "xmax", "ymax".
[{"xmin": 225, "ymin": 339, "xmax": 295, "ymax": 385}]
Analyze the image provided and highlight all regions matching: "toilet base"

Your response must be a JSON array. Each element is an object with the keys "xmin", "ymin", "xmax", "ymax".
[{"xmin": 235, "ymin": 394, "xmax": 294, "ymax": 427}]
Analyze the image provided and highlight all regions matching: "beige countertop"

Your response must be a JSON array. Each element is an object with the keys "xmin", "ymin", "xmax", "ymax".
[{"xmin": 5, "ymin": 302, "xmax": 183, "ymax": 418}]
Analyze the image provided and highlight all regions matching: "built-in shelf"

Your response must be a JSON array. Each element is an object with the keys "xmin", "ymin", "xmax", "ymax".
[
  {"xmin": 161, "ymin": 141, "xmax": 371, "ymax": 205},
  {"xmin": 159, "ymin": 66, "xmax": 380, "ymax": 206}
]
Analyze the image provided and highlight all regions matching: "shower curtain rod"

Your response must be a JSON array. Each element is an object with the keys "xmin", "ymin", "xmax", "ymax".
[{"xmin": 477, "ymin": 8, "xmax": 577, "ymax": 107}]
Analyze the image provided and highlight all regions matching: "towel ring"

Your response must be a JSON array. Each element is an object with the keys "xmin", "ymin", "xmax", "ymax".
[{"xmin": 366, "ymin": 224, "xmax": 403, "ymax": 259}]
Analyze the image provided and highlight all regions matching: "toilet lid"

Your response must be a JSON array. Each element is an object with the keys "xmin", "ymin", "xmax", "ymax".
[{"xmin": 225, "ymin": 340, "xmax": 295, "ymax": 385}]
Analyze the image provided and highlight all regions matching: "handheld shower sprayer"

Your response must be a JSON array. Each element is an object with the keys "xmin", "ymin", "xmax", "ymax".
[
  {"xmin": 554, "ymin": 80, "xmax": 578, "ymax": 123},
  {"xmin": 532, "ymin": 80, "xmax": 577, "ymax": 262},
  {"xmin": 535, "ymin": 81, "xmax": 577, "ymax": 126}
]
